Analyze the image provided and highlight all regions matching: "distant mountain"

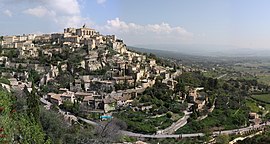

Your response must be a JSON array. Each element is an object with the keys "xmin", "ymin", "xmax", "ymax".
[
  {"xmin": 128, "ymin": 45, "xmax": 270, "ymax": 67},
  {"xmin": 132, "ymin": 44, "xmax": 270, "ymax": 57},
  {"xmin": 128, "ymin": 46, "xmax": 205, "ymax": 60},
  {"xmin": 127, "ymin": 46, "xmax": 218, "ymax": 66}
]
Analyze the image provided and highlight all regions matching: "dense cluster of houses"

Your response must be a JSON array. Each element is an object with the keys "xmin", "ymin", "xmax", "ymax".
[{"xmin": 0, "ymin": 25, "xmax": 184, "ymax": 115}]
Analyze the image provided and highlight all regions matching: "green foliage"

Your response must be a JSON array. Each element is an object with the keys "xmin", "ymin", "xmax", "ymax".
[
  {"xmin": 26, "ymin": 85, "xmax": 40, "ymax": 122},
  {"xmin": 62, "ymin": 125, "xmax": 94, "ymax": 144},
  {"xmin": 3, "ymin": 49, "xmax": 19, "ymax": 58},
  {"xmin": 175, "ymin": 72, "xmax": 206, "ymax": 88},
  {"xmin": 169, "ymin": 102, "xmax": 188, "ymax": 113},
  {"xmin": 88, "ymin": 68, "xmax": 107, "ymax": 75},
  {"xmin": 115, "ymin": 108, "xmax": 180, "ymax": 134},
  {"xmin": 176, "ymin": 108, "xmax": 249, "ymax": 134},
  {"xmin": 56, "ymin": 71, "xmax": 74, "ymax": 88},
  {"xmin": 40, "ymin": 108, "xmax": 66, "ymax": 143},
  {"xmin": 215, "ymin": 134, "xmax": 230, "ymax": 144},
  {"xmin": 0, "ymin": 77, "xmax": 10, "ymax": 85},
  {"xmin": 175, "ymin": 72, "xmax": 253, "ymax": 134},
  {"xmin": 40, "ymin": 107, "xmax": 94, "ymax": 144},
  {"xmin": 28, "ymin": 69, "xmax": 41, "ymax": 84},
  {"xmin": 15, "ymin": 114, "xmax": 49, "ymax": 144},
  {"xmin": 115, "ymin": 110, "xmax": 155, "ymax": 134},
  {"xmin": 144, "ymin": 81, "xmax": 173, "ymax": 101},
  {"xmin": 237, "ymin": 129, "xmax": 270, "ymax": 144},
  {"xmin": 66, "ymin": 52, "xmax": 84, "ymax": 74},
  {"xmin": 114, "ymin": 80, "xmax": 132, "ymax": 90},
  {"xmin": 59, "ymin": 100, "xmax": 80, "ymax": 115},
  {"xmin": 116, "ymin": 79, "xmax": 187, "ymax": 134},
  {"xmin": 0, "ymin": 89, "xmax": 49, "ymax": 143},
  {"xmin": 251, "ymin": 94, "xmax": 270, "ymax": 103},
  {"xmin": 139, "ymin": 81, "xmax": 187, "ymax": 115},
  {"xmin": 87, "ymin": 112, "xmax": 101, "ymax": 120},
  {"xmin": 0, "ymin": 89, "xmax": 14, "ymax": 143},
  {"xmin": 40, "ymin": 81, "xmax": 60, "ymax": 94},
  {"xmin": 120, "ymin": 136, "xmax": 137, "ymax": 143}
]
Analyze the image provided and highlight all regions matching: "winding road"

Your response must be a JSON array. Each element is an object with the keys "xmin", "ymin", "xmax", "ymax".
[
  {"xmin": 157, "ymin": 104, "xmax": 193, "ymax": 134},
  {"xmin": 119, "ymin": 122, "xmax": 270, "ymax": 139},
  {"xmin": 78, "ymin": 116, "xmax": 270, "ymax": 139},
  {"xmin": 40, "ymin": 98, "xmax": 270, "ymax": 139}
]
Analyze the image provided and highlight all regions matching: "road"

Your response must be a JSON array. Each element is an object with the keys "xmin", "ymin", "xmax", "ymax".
[
  {"xmin": 216, "ymin": 73, "xmax": 227, "ymax": 79},
  {"xmin": 157, "ymin": 104, "xmax": 193, "ymax": 134},
  {"xmin": 77, "ymin": 117, "xmax": 102, "ymax": 127},
  {"xmin": 79, "ymin": 116, "xmax": 270, "ymax": 139},
  {"xmin": 40, "ymin": 98, "xmax": 270, "ymax": 139},
  {"xmin": 40, "ymin": 97, "xmax": 52, "ymax": 110},
  {"xmin": 157, "ymin": 111, "xmax": 191, "ymax": 134},
  {"xmin": 197, "ymin": 98, "xmax": 216, "ymax": 121},
  {"xmin": 120, "ymin": 122, "xmax": 270, "ymax": 139},
  {"xmin": 121, "ymin": 130, "xmax": 204, "ymax": 138},
  {"xmin": 212, "ymin": 123, "xmax": 269, "ymax": 135}
]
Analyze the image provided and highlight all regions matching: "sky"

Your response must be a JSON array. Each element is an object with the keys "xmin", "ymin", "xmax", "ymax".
[{"xmin": 1, "ymin": 0, "xmax": 270, "ymax": 50}]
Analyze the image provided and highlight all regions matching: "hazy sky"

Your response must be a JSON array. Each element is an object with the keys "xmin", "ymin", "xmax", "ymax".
[{"xmin": 1, "ymin": 0, "xmax": 270, "ymax": 49}]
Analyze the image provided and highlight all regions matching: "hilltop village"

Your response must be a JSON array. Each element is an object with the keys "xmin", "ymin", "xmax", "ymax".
[
  {"xmin": 0, "ymin": 25, "xmax": 188, "ymax": 113},
  {"xmin": 1, "ymin": 25, "xmax": 270, "ymax": 143}
]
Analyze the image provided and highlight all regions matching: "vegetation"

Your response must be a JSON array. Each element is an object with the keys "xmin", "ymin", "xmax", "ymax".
[
  {"xmin": 252, "ymin": 94, "xmax": 270, "ymax": 103},
  {"xmin": 215, "ymin": 134, "xmax": 230, "ymax": 144},
  {"xmin": 3, "ymin": 32, "xmax": 270, "ymax": 143},
  {"xmin": 115, "ymin": 80, "xmax": 185, "ymax": 134},
  {"xmin": 115, "ymin": 109, "xmax": 176, "ymax": 134},
  {"xmin": 175, "ymin": 72, "xmax": 253, "ymax": 134},
  {"xmin": 2, "ymin": 49, "xmax": 19, "ymax": 58},
  {"xmin": 0, "ymin": 88, "xmax": 50, "ymax": 143},
  {"xmin": 245, "ymin": 98, "xmax": 261, "ymax": 112},
  {"xmin": 40, "ymin": 107, "xmax": 94, "ymax": 144},
  {"xmin": 237, "ymin": 129, "xmax": 270, "ymax": 144},
  {"xmin": 59, "ymin": 100, "xmax": 80, "ymax": 115},
  {"xmin": 25, "ymin": 84, "xmax": 40, "ymax": 122},
  {"xmin": 0, "ymin": 77, "xmax": 10, "ymax": 85},
  {"xmin": 56, "ymin": 71, "xmax": 74, "ymax": 89}
]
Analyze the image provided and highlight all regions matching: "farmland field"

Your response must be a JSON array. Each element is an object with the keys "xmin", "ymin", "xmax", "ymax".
[{"xmin": 251, "ymin": 94, "xmax": 270, "ymax": 103}]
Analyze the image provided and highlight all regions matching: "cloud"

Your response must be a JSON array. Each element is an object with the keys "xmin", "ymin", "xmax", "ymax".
[
  {"xmin": 3, "ymin": 9, "xmax": 12, "ymax": 17},
  {"xmin": 23, "ymin": 6, "xmax": 53, "ymax": 18},
  {"xmin": 97, "ymin": 0, "xmax": 106, "ymax": 4},
  {"xmin": 97, "ymin": 18, "xmax": 193, "ymax": 45},
  {"xmin": 21, "ymin": 0, "xmax": 85, "ymax": 28},
  {"xmin": 45, "ymin": 0, "xmax": 80, "ymax": 15},
  {"xmin": 54, "ymin": 15, "xmax": 90, "ymax": 28}
]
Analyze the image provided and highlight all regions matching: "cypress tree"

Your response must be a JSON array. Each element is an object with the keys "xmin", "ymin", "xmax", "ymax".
[{"xmin": 26, "ymin": 84, "xmax": 40, "ymax": 122}]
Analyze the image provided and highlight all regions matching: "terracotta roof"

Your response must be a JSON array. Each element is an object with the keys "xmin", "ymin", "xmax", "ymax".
[
  {"xmin": 83, "ymin": 96, "xmax": 94, "ymax": 101},
  {"xmin": 61, "ymin": 92, "xmax": 74, "ymax": 97},
  {"xmin": 75, "ymin": 92, "xmax": 93, "ymax": 97},
  {"xmin": 51, "ymin": 94, "xmax": 62, "ymax": 101}
]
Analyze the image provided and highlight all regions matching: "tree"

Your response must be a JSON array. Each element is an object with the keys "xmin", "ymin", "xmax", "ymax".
[
  {"xmin": 133, "ymin": 72, "xmax": 137, "ymax": 88},
  {"xmin": 216, "ymin": 134, "xmax": 230, "ymax": 144},
  {"xmin": 40, "ymin": 107, "xmax": 67, "ymax": 143},
  {"xmin": 26, "ymin": 84, "xmax": 40, "ymax": 122},
  {"xmin": 95, "ymin": 118, "xmax": 126, "ymax": 143},
  {"xmin": 0, "ymin": 88, "xmax": 49, "ymax": 143},
  {"xmin": 28, "ymin": 69, "xmax": 41, "ymax": 84},
  {"xmin": 56, "ymin": 71, "xmax": 74, "ymax": 88},
  {"xmin": 6, "ymin": 49, "xmax": 18, "ymax": 58},
  {"xmin": 0, "ymin": 45, "xmax": 2, "ymax": 54}
]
